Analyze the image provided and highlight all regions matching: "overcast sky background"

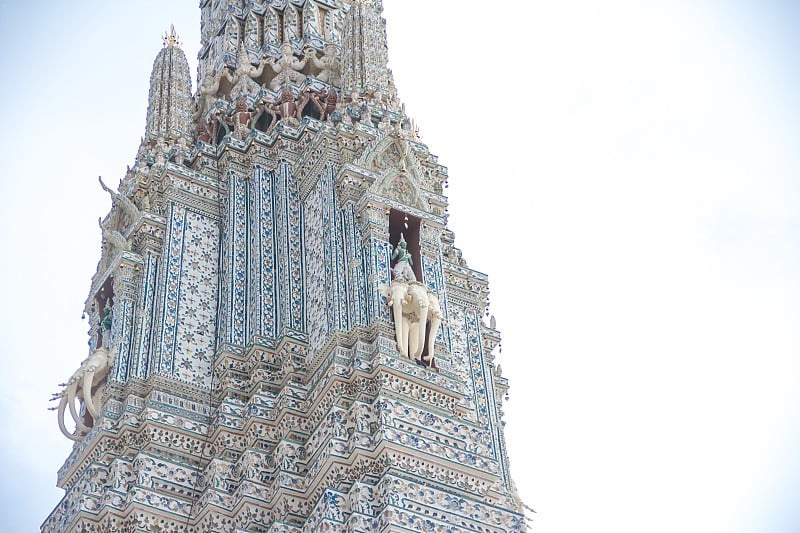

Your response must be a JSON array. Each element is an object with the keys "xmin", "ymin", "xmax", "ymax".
[{"xmin": 1, "ymin": 1, "xmax": 799, "ymax": 532}]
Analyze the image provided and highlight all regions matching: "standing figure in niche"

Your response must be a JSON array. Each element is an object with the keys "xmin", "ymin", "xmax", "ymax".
[
  {"xmin": 323, "ymin": 87, "xmax": 339, "ymax": 121},
  {"xmin": 391, "ymin": 236, "xmax": 416, "ymax": 282},
  {"xmin": 100, "ymin": 303, "xmax": 113, "ymax": 333},
  {"xmin": 225, "ymin": 50, "xmax": 266, "ymax": 100},
  {"xmin": 274, "ymin": 86, "xmax": 301, "ymax": 126},
  {"xmin": 225, "ymin": 97, "xmax": 263, "ymax": 139},
  {"xmin": 269, "ymin": 43, "xmax": 307, "ymax": 90},
  {"xmin": 307, "ymin": 87, "xmax": 339, "ymax": 121}
]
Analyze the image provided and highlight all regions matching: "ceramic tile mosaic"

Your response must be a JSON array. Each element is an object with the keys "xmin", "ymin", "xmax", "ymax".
[{"xmin": 45, "ymin": 2, "xmax": 526, "ymax": 531}]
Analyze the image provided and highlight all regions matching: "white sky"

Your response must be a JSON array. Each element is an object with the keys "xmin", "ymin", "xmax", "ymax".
[{"xmin": 1, "ymin": 1, "xmax": 799, "ymax": 532}]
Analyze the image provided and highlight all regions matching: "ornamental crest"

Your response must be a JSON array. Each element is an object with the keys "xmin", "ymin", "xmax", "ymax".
[{"xmin": 385, "ymin": 173, "xmax": 416, "ymax": 205}]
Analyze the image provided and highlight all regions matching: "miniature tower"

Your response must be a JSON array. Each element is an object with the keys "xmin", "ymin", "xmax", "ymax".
[{"xmin": 44, "ymin": 2, "xmax": 526, "ymax": 532}]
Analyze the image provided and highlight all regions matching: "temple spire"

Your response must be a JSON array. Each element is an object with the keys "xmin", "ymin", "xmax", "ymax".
[
  {"xmin": 144, "ymin": 28, "xmax": 193, "ymax": 143},
  {"xmin": 340, "ymin": 0, "xmax": 396, "ymax": 101}
]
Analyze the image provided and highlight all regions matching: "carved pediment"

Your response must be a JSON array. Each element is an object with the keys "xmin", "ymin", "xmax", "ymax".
[
  {"xmin": 366, "ymin": 135, "xmax": 425, "ymax": 209},
  {"xmin": 382, "ymin": 172, "xmax": 417, "ymax": 206}
]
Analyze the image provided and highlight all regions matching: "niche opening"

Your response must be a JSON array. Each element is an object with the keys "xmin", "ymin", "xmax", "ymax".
[{"xmin": 389, "ymin": 209, "xmax": 422, "ymax": 283}]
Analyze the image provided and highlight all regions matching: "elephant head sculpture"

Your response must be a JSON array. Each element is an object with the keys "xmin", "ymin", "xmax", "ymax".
[
  {"xmin": 51, "ymin": 347, "xmax": 112, "ymax": 441},
  {"xmin": 379, "ymin": 280, "xmax": 446, "ymax": 365}
]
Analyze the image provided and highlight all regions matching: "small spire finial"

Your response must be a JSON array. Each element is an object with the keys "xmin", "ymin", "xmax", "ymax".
[{"xmin": 163, "ymin": 24, "xmax": 181, "ymax": 47}]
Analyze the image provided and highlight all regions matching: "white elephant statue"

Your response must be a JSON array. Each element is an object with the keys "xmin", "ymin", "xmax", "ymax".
[
  {"xmin": 379, "ymin": 280, "xmax": 446, "ymax": 365},
  {"xmin": 51, "ymin": 347, "xmax": 112, "ymax": 441}
]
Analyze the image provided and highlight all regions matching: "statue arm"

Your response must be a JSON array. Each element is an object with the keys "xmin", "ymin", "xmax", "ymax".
[
  {"xmin": 252, "ymin": 102, "xmax": 266, "ymax": 125},
  {"xmin": 251, "ymin": 61, "xmax": 266, "ymax": 78}
]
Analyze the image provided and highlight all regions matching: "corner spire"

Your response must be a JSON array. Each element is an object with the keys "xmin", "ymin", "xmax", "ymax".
[
  {"xmin": 145, "ymin": 30, "xmax": 193, "ymax": 143},
  {"xmin": 340, "ymin": 0, "xmax": 396, "ymax": 101}
]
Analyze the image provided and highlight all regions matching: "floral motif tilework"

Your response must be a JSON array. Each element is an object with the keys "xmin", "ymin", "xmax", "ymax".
[
  {"xmin": 385, "ymin": 174, "xmax": 416, "ymax": 205},
  {"xmin": 305, "ymin": 163, "xmax": 384, "ymax": 359},
  {"xmin": 275, "ymin": 163, "xmax": 305, "ymax": 333},
  {"xmin": 111, "ymin": 296, "xmax": 134, "ymax": 383},
  {"xmin": 153, "ymin": 204, "xmax": 219, "ymax": 388},
  {"xmin": 251, "ymin": 166, "xmax": 277, "ymax": 339},
  {"xmin": 371, "ymin": 239, "xmax": 392, "ymax": 320},
  {"xmin": 448, "ymin": 306, "xmax": 474, "ymax": 413},
  {"xmin": 225, "ymin": 173, "xmax": 249, "ymax": 345},
  {"xmin": 466, "ymin": 310, "xmax": 491, "ymax": 430},
  {"xmin": 464, "ymin": 308, "xmax": 515, "ymax": 487},
  {"xmin": 304, "ymin": 174, "xmax": 328, "ymax": 356},
  {"xmin": 132, "ymin": 252, "xmax": 159, "ymax": 380},
  {"xmin": 154, "ymin": 204, "xmax": 187, "ymax": 375},
  {"xmin": 342, "ymin": 204, "xmax": 369, "ymax": 327},
  {"xmin": 172, "ymin": 211, "xmax": 219, "ymax": 387},
  {"xmin": 320, "ymin": 168, "xmax": 350, "ymax": 334}
]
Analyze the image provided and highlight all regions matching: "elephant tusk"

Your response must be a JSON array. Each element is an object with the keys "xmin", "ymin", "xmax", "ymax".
[
  {"xmin": 83, "ymin": 369, "xmax": 100, "ymax": 419},
  {"xmin": 90, "ymin": 386, "xmax": 104, "ymax": 422},
  {"xmin": 57, "ymin": 395, "xmax": 82, "ymax": 442},
  {"xmin": 66, "ymin": 381, "xmax": 89, "ymax": 433}
]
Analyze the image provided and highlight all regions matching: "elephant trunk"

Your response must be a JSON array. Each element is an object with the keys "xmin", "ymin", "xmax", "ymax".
[
  {"xmin": 409, "ymin": 307, "xmax": 429, "ymax": 361},
  {"xmin": 424, "ymin": 315, "xmax": 442, "ymax": 362},
  {"xmin": 391, "ymin": 300, "xmax": 408, "ymax": 357}
]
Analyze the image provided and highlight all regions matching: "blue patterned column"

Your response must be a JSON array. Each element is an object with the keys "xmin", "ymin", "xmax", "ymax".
[
  {"xmin": 110, "ymin": 255, "xmax": 143, "ymax": 384},
  {"xmin": 219, "ymin": 170, "xmax": 249, "ymax": 346},
  {"xmin": 250, "ymin": 165, "xmax": 277, "ymax": 339}
]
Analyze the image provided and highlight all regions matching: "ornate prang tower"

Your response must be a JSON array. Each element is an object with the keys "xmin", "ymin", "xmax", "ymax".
[{"xmin": 45, "ymin": 2, "xmax": 526, "ymax": 532}]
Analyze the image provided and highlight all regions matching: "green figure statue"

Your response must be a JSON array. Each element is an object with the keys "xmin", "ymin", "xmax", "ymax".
[
  {"xmin": 101, "ymin": 304, "xmax": 113, "ymax": 332},
  {"xmin": 391, "ymin": 237, "xmax": 416, "ymax": 282}
]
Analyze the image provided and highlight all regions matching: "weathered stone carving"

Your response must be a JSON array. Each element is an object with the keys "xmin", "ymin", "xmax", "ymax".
[{"xmin": 99, "ymin": 217, "xmax": 130, "ymax": 257}]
